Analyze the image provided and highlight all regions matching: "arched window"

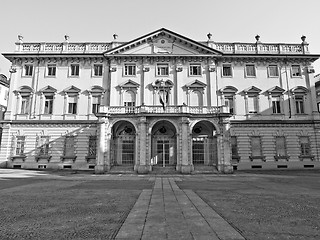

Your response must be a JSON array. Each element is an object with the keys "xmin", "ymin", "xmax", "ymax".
[
  {"xmin": 189, "ymin": 90, "xmax": 203, "ymax": 107},
  {"xmin": 184, "ymin": 80, "xmax": 206, "ymax": 107},
  {"xmin": 123, "ymin": 90, "xmax": 136, "ymax": 113},
  {"xmin": 14, "ymin": 86, "xmax": 34, "ymax": 115}
]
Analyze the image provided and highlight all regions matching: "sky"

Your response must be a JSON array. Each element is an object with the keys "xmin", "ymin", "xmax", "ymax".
[{"xmin": 1, "ymin": 0, "xmax": 320, "ymax": 75}]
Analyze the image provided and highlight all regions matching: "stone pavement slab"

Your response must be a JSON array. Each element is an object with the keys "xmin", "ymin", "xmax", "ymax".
[{"xmin": 115, "ymin": 177, "xmax": 245, "ymax": 240}]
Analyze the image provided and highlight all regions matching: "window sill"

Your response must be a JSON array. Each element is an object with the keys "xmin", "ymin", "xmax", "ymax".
[
  {"xmin": 274, "ymin": 155, "xmax": 290, "ymax": 161},
  {"xmin": 60, "ymin": 156, "xmax": 77, "ymax": 162},
  {"xmin": 299, "ymin": 155, "xmax": 315, "ymax": 161},
  {"xmin": 11, "ymin": 155, "xmax": 27, "ymax": 161},
  {"xmin": 35, "ymin": 155, "xmax": 52, "ymax": 162},
  {"xmin": 221, "ymin": 76, "xmax": 233, "ymax": 78},
  {"xmin": 249, "ymin": 156, "xmax": 266, "ymax": 161}
]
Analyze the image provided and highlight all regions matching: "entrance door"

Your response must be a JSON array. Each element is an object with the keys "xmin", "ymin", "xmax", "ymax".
[{"xmin": 156, "ymin": 139, "xmax": 170, "ymax": 167}]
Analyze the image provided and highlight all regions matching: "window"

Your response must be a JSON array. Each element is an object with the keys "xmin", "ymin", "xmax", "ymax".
[
  {"xmin": 231, "ymin": 136, "xmax": 238, "ymax": 157},
  {"xmin": 268, "ymin": 65, "xmax": 279, "ymax": 77},
  {"xmin": 123, "ymin": 90, "xmax": 136, "ymax": 113},
  {"xmin": 92, "ymin": 96, "xmax": 101, "ymax": 114},
  {"xmin": 245, "ymin": 64, "xmax": 256, "ymax": 77},
  {"xmin": 189, "ymin": 64, "xmax": 201, "ymax": 76},
  {"xmin": 64, "ymin": 136, "xmax": 75, "ymax": 156},
  {"xmin": 157, "ymin": 64, "xmax": 169, "ymax": 76},
  {"xmin": 44, "ymin": 95, "xmax": 54, "ymax": 114},
  {"xmin": 68, "ymin": 96, "xmax": 77, "ymax": 114},
  {"xmin": 222, "ymin": 64, "xmax": 232, "ymax": 77},
  {"xmin": 225, "ymin": 96, "xmax": 234, "ymax": 114},
  {"xmin": 88, "ymin": 136, "xmax": 97, "ymax": 156},
  {"xmin": 295, "ymin": 96, "xmax": 304, "ymax": 114},
  {"xmin": 124, "ymin": 64, "xmax": 136, "ymax": 76},
  {"xmin": 16, "ymin": 136, "xmax": 25, "ymax": 155},
  {"xmin": 251, "ymin": 136, "xmax": 262, "ymax": 157},
  {"xmin": 272, "ymin": 96, "xmax": 281, "ymax": 114},
  {"xmin": 300, "ymin": 136, "xmax": 310, "ymax": 156},
  {"xmin": 20, "ymin": 96, "xmax": 30, "ymax": 114},
  {"xmin": 47, "ymin": 64, "xmax": 56, "ymax": 77},
  {"xmin": 248, "ymin": 96, "xmax": 259, "ymax": 114},
  {"xmin": 292, "ymin": 65, "xmax": 301, "ymax": 77},
  {"xmin": 38, "ymin": 136, "xmax": 50, "ymax": 156},
  {"xmin": 275, "ymin": 136, "xmax": 286, "ymax": 156},
  {"xmin": 70, "ymin": 64, "xmax": 80, "ymax": 76},
  {"xmin": 93, "ymin": 64, "xmax": 103, "ymax": 76},
  {"xmin": 24, "ymin": 65, "xmax": 33, "ymax": 76}
]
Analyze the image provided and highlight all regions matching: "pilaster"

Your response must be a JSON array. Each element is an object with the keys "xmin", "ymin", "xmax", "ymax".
[
  {"xmin": 136, "ymin": 116, "xmax": 150, "ymax": 174},
  {"xmin": 95, "ymin": 117, "xmax": 110, "ymax": 174},
  {"xmin": 220, "ymin": 119, "xmax": 233, "ymax": 173},
  {"xmin": 180, "ymin": 117, "xmax": 193, "ymax": 173}
]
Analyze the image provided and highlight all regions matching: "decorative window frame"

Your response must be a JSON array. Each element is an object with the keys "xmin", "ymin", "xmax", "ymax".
[
  {"xmin": 69, "ymin": 63, "xmax": 80, "ymax": 77},
  {"xmin": 118, "ymin": 80, "xmax": 140, "ymax": 108},
  {"xmin": 273, "ymin": 132, "xmax": 289, "ymax": 161},
  {"xmin": 219, "ymin": 86, "xmax": 238, "ymax": 115},
  {"xmin": 244, "ymin": 64, "xmax": 257, "ymax": 78},
  {"xmin": 39, "ymin": 85, "xmax": 57, "ymax": 115},
  {"xmin": 156, "ymin": 63, "xmax": 169, "ymax": 76},
  {"xmin": 230, "ymin": 135, "xmax": 240, "ymax": 162},
  {"xmin": 14, "ymin": 86, "xmax": 34, "ymax": 115},
  {"xmin": 243, "ymin": 86, "xmax": 261, "ymax": 115},
  {"xmin": 249, "ymin": 133, "xmax": 265, "ymax": 161},
  {"xmin": 61, "ymin": 134, "xmax": 77, "ymax": 162},
  {"xmin": 189, "ymin": 63, "xmax": 202, "ymax": 76},
  {"xmin": 123, "ymin": 63, "xmax": 137, "ymax": 77},
  {"xmin": 45, "ymin": 63, "xmax": 57, "ymax": 78},
  {"xmin": 298, "ymin": 135, "xmax": 314, "ymax": 161},
  {"xmin": 291, "ymin": 64, "xmax": 302, "ymax": 78},
  {"xmin": 267, "ymin": 86, "xmax": 285, "ymax": 115},
  {"xmin": 86, "ymin": 135, "xmax": 97, "ymax": 163},
  {"xmin": 63, "ymin": 85, "xmax": 81, "ymax": 115},
  {"xmin": 152, "ymin": 79, "xmax": 173, "ymax": 106},
  {"xmin": 291, "ymin": 86, "xmax": 308, "ymax": 115},
  {"xmin": 92, "ymin": 64, "xmax": 103, "ymax": 77},
  {"xmin": 221, "ymin": 64, "xmax": 233, "ymax": 78},
  {"xmin": 22, "ymin": 64, "xmax": 34, "ymax": 77},
  {"xmin": 35, "ymin": 133, "xmax": 52, "ymax": 162},
  {"xmin": 184, "ymin": 80, "xmax": 206, "ymax": 106},
  {"xmin": 267, "ymin": 64, "xmax": 279, "ymax": 78},
  {"xmin": 87, "ymin": 85, "xmax": 105, "ymax": 115},
  {"xmin": 11, "ymin": 133, "xmax": 27, "ymax": 161}
]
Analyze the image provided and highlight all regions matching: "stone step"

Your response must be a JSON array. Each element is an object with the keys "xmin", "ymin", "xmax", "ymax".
[
  {"xmin": 193, "ymin": 165, "xmax": 219, "ymax": 174},
  {"xmin": 151, "ymin": 165, "xmax": 178, "ymax": 174},
  {"xmin": 109, "ymin": 165, "xmax": 135, "ymax": 174}
]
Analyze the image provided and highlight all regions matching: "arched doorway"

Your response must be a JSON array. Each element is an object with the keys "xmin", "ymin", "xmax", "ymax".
[
  {"xmin": 192, "ymin": 121, "xmax": 218, "ymax": 167},
  {"xmin": 111, "ymin": 121, "xmax": 136, "ymax": 167},
  {"xmin": 151, "ymin": 121, "xmax": 177, "ymax": 167}
]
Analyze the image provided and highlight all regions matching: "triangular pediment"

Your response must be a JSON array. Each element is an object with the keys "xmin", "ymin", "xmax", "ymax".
[
  {"xmin": 185, "ymin": 80, "xmax": 207, "ymax": 89},
  {"xmin": 40, "ymin": 85, "xmax": 57, "ymax": 93},
  {"xmin": 63, "ymin": 85, "xmax": 81, "ymax": 93},
  {"xmin": 118, "ymin": 80, "xmax": 140, "ymax": 89},
  {"xmin": 267, "ymin": 86, "xmax": 285, "ymax": 95},
  {"xmin": 104, "ymin": 28, "xmax": 222, "ymax": 56},
  {"xmin": 243, "ymin": 86, "xmax": 262, "ymax": 94}
]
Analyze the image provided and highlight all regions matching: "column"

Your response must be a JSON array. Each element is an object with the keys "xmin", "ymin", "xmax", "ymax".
[
  {"xmin": 95, "ymin": 117, "xmax": 109, "ymax": 173},
  {"xmin": 180, "ymin": 117, "xmax": 193, "ymax": 173},
  {"xmin": 136, "ymin": 116, "xmax": 149, "ymax": 173},
  {"xmin": 220, "ymin": 119, "xmax": 233, "ymax": 173}
]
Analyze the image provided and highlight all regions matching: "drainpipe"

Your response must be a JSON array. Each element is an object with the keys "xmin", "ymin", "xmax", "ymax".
[{"xmin": 31, "ymin": 57, "xmax": 40, "ymax": 118}]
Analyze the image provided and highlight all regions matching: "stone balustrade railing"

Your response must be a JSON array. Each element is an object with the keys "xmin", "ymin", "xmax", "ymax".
[
  {"xmin": 98, "ymin": 105, "xmax": 225, "ymax": 115},
  {"xmin": 15, "ymin": 41, "xmax": 309, "ymax": 55}
]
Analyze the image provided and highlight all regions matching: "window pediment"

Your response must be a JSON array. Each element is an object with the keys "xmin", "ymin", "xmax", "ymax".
[
  {"xmin": 243, "ymin": 86, "xmax": 262, "ymax": 95},
  {"xmin": 39, "ymin": 85, "xmax": 57, "ymax": 94},
  {"xmin": 220, "ymin": 86, "xmax": 238, "ymax": 94},
  {"xmin": 185, "ymin": 80, "xmax": 206, "ymax": 89},
  {"xmin": 267, "ymin": 86, "xmax": 285, "ymax": 95},
  {"xmin": 63, "ymin": 85, "xmax": 81, "ymax": 94},
  {"xmin": 14, "ymin": 85, "xmax": 34, "ymax": 96},
  {"xmin": 291, "ymin": 86, "xmax": 308, "ymax": 95},
  {"xmin": 118, "ymin": 80, "xmax": 140, "ymax": 89},
  {"xmin": 87, "ymin": 85, "xmax": 105, "ymax": 95}
]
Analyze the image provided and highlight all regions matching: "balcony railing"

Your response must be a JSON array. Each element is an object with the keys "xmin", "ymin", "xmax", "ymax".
[
  {"xmin": 99, "ymin": 105, "xmax": 225, "ymax": 115},
  {"xmin": 16, "ymin": 41, "xmax": 308, "ymax": 55}
]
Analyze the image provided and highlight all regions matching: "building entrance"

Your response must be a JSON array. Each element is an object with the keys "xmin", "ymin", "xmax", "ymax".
[{"xmin": 151, "ymin": 121, "xmax": 177, "ymax": 167}]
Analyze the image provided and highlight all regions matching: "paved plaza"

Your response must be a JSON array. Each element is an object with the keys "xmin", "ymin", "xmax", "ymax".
[{"xmin": 0, "ymin": 169, "xmax": 319, "ymax": 239}]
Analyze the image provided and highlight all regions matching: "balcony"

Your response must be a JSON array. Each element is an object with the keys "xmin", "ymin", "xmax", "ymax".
[{"xmin": 98, "ymin": 105, "xmax": 226, "ymax": 115}]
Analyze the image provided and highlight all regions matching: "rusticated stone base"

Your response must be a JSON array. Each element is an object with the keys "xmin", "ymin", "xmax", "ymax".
[
  {"xmin": 95, "ymin": 165, "xmax": 108, "ymax": 174},
  {"xmin": 136, "ymin": 165, "xmax": 151, "ymax": 174},
  {"xmin": 180, "ymin": 165, "xmax": 194, "ymax": 174}
]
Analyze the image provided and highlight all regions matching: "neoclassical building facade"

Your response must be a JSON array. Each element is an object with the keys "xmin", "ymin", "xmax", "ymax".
[{"xmin": 1, "ymin": 28, "xmax": 320, "ymax": 173}]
